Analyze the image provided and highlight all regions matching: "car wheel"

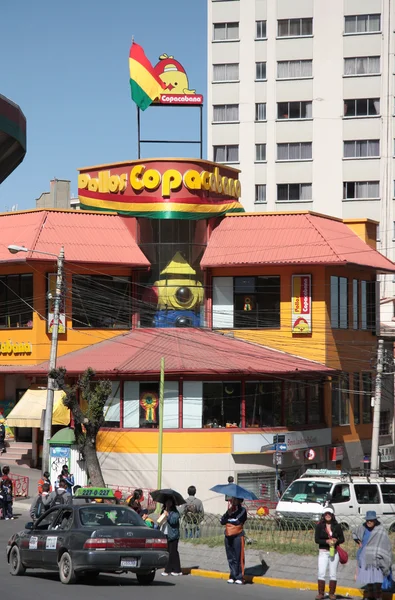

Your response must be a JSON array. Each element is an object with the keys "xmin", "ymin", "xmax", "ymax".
[
  {"xmin": 137, "ymin": 570, "xmax": 156, "ymax": 585},
  {"xmin": 9, "ymin": 546, "xmax": 26, "ymax": 576},
  {"xmin": 59, "ymin": 551, "xmax": 77, "ymax": 584}
]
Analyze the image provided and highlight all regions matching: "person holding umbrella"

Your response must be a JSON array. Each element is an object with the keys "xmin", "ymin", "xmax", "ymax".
[{"xmin": 151, "ymin": 488, "xmax": 185, "ymax": 577}]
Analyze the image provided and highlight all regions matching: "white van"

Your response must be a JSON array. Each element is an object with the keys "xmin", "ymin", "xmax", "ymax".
[{"xmin": 275, "ymin": 469, "xmax": 395, "ymax": 530}]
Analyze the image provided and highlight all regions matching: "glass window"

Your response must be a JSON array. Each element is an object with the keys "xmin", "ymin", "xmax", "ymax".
[
  {"xmin": 344, "ymin": 56, "xmax": 380, "ymax": 76},
  {"xmin": 277, "ymin": 101, "xmax": 312, "ymax": 120},
  {"xmin": 344, "ymin": 14, "xmax": 381, "ymax": 34},
  {"xmin": 309, "ymin": 382, "xmax": 324, "ymax": 425},
  {"xmin": 213, "ymin": 145, "xmax": 239, "ymax": 163},
  {"xmin": 362, "ymin": 372, "xmax": 373, "ymax": 424},
  {"xmin": 213, "ymin": 22, "xmax": 239, "ymax": 41},
  {"xmin": 72, "ymin": 275, "xmax": 131, "ymax": 329},
  {"xmin": 353, "ymin": 279, "xmax": 359, "ymax": 329},
  {"xmin": 35, "ymin": 509, "xmax": 61, "ymax": 530},
  {"xmin": 277, "ymin": 18, "xmax": 313, "ymax": 37},
  {"xmin": 343, "ymin": 181, "xmax": 380, "ymax": 199},
  {"xmin": 379, "ymin": 410, "xmax": 391, "ymax": 436},
  {"xmin": 285, "ymin": 381, "xmax": 307, "ymax": 426},
  {"xmin": 256, "ymin": 62, "xmax": 267, "ymax": 80},
  {"xmin": 277, "ymin": 183, "xmax": 312, "ymax": 201},
  {"xmin": 255, "ymin": 144, "xmax": 266, "ymax": 162},
  {"xmin": 344, "ymin": 140, "xmax": 380, "ymax": 158},
  {"xmin": 331, "ymin": 375, "xmax": 350, "ymax": 426},
  {"xmin": 213, "ymin": 63, "xmax": 239, "ymax": 82},
  {"xmin": 353, "ymin": 373, "xmax": 360, "ymax": 424},
  {"xmin": 245, "ymin": 381, "xmax": 281, "ymax": 427},
  {"xmin": 330, "ymin": 276, "xmax": 348, "ymax": 329},
  {"xmin": 331, "ymin": 484, "xmax": 350, "ymax": 504},
  {"xmin": 213, "ymin": 104, "xmax": 239, "ymax": 122},
  {"xmin": 277, "ymin": 142, "xmax": 312, "ymax": 161},
  {"xmin": 255, "ymin": 103, "xmax": 266, "ymax": 121},
  {"xmin": 202, "ymin": 382, "xmax": 241, "ymax": 428},
  {"xmin": 282, "ymin": 480, "xmax": 332, "ymax": 503},
  {"xmin": 344, "ymin": 98, "xmax": 380, "ymax": 117},
  {"xmin": 255, "ymin": 184, "xmax": 266, "ymax": 204},
  {"xmin": 0, "ymin": 274, "xmax": 33, "ymax": 328},
  {"xmin": 79, "ymin": 506, "xmax": 145, "ymax": 527},
  {"xmin": 355, "ymin": 484, "xmax": 379, "ymax": 504},
  {"xmin": 380, "ymin": 484, "xmax": 395, "ymax": 504},
  {"xmin": 277, "ymin": 60, "xmax": 313, "ymax": 79},
  {"xmin": 256, "ymin": 20, "xmax": 267, "ymax": 39},
  {"xmin": 139, "ymin": 383, "xmax": 160, "ymax": 429},
  {"xmin": 103, "ymin": 381, "xmax": 121, "ymax": 428},
  {"xmin": 234, "ymin": 276, "xmax": 280, "ymax": 328}
]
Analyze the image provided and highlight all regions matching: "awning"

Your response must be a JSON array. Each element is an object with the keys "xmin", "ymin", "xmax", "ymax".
[{"xmin": 5, "ymin": 385, "xmax": 70, "ymax": 428}]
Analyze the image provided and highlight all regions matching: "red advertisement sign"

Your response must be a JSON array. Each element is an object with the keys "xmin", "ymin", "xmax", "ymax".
[{"xmin": 292, "ymin": 275, "xmax": 312, "ymax": 334}]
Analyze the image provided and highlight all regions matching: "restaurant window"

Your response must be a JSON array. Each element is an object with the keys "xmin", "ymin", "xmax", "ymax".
[
  {"xmin": 330, "ymin": 276, "xmax": 348, "ymax": 329},
  {"xmin": 309, "ymin": 382, "xmax": 324, "ymax": 425},
  {"xmin": 202, "ymin": 382, "xmax": 241, "ymax": 428},
  {"xmin": 362, "ymin": 372, "xmax": 373, "ymax": 424},
  {"xmin": 0, "ymin": 274, "xmax": 33, "ymax": 328},
  {"xmin": 353, "ymin": 373, "xmax": 360, "ymax": 424},
  {"xmin": 72, "ymin": 275, "xmax": 131, "ymax": 329},
  {"xmin": 245, "ymin": 381, "xmax": 281, "ymax": 427},
  {"xmin": 234, "ymin": 276, "xmax": 280, "ymax": 329},
  {"xmin": 123, "ymin": 381, "xmax": 178, "ymax": 429},
  {"xmin": 285, "ymin": 381, "xmax": 307, "ymax": 426},
  {"xmin": 332, "ymin": 375, "xmax": 350, "ymax": 426},
  {"xmin": 103, "ymin": 382, "xmax": 121, "ymax": 428}
]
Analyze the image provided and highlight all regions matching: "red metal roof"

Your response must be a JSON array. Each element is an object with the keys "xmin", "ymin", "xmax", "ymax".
[
  {"xmin": 0, "ymin": 209, "xmax": 149, "ymax": 267},
  {"xmin": 1, "ymin": 328, "xmax": 334, "ymax": 377},
  {"xmin": 201, "ymin": 212, "xmax": 395, "ymax": 272}
]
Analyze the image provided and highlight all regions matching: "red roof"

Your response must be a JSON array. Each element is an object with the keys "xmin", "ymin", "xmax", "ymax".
[
  {"xmin": 201, "ymin": 212, "xmax": 395, "ymax": 272},
  {"xmin": 2, "ymin": 328, "xmax": 334, "ymax": 377},
  {"xmin": 0, "ymin": 209, "xmax": 149, "ymax": 267}
]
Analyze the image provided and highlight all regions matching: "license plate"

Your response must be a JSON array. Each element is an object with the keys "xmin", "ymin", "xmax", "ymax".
[{"xmin": 121, "ymin": 558, "xmax": 137, "ymax": 568}]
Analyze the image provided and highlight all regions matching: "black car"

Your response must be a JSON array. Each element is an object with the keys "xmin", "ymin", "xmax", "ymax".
[{"xmin": 7, "ymin": 504, "xmax": 168, "ymax": 584}]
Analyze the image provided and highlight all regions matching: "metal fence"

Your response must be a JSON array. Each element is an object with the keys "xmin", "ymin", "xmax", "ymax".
[
  {"xmin": 179, "ymin": 513, "xmax": 395, "ymax": 556},
  {"xmin": 10, "ymin": 473, "xmax": 29, "ymax": 498}
]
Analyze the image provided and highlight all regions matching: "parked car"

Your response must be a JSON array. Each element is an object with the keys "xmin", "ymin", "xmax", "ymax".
[{"xmin": 7, "ymin": 503, "xmax": 168, "ymax": 584}]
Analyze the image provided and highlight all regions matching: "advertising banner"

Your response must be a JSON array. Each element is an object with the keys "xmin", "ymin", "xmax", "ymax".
[{"xmin": 292, "ymin": 275, "xmax": 312, "ymax": 334}]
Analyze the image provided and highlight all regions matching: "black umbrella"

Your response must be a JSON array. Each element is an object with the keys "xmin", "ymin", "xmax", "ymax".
[{"xmin": 151, "ymin": 488, "xmax": 186, "ymax": 506}]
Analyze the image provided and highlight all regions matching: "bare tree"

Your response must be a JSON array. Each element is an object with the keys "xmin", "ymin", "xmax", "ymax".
[{"xmin": 50, "ymin": 367, "xmax": 112, "ymax": 487}]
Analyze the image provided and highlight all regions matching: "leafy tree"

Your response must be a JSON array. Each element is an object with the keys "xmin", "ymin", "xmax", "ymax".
[{"xmin": 49, "ymin": 367, "xmax": 112, "ymax": 487}]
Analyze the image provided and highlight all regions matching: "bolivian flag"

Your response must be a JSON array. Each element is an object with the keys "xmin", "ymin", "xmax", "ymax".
[{"xmin": 129, "ymin": 42, "xmax": 166, "ymax": 110}]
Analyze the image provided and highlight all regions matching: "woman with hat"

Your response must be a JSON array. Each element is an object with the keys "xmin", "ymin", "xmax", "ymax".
[
  {"xmin": 314, "ymin": 507, "xmax": 344, "ymax": 600},
  {"xmin": 353, "ymin": 510, "xmax": 392, "ymax": 600}
]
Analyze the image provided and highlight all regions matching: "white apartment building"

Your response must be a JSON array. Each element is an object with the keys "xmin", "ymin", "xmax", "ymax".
[{"xmin": 207, "ymin": 0, "xmax": 395, "ymax": 327}]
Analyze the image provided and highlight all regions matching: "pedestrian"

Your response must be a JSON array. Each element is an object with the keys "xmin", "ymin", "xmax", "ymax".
[
  {"xmin": 179, "ymin": 485, "xmax": 204, "ymax": 538},
  {"xmin": 30, "ymin": 482, "xmax": 50, "ymax": 521},
  {"xmin": 127, "ymin": 488, "xmax": 145, "ymax": 515},
  {"xmin": 38, "ymin": 471, "xmax": 52, "ymax": 494},
  {"xmin": 220, "ymin": 497, "xmax": 247, "ymax": 585},
  {"xmin": 353, "ymin": 510, "xmax": 392, "ymax": 600},
  {"xmin": 160, "ymin": 497, "xmax": 182, "ymax": 577},
  {"xmin": 225, "ymin": 475, "xmax": 235, "ymax": 503},
  {"xmin": 55, "ymin": 465, "xmax": 74, "ymax": 493},
  {"xmin": 0, "ymin": 418, "xmax": 6, "ymax": 454},
  {"xmin": 42, "ymin": 478, "xmax": 72, "ymax": 509},
  {"xmin": 314, "ymin": 507, "xmax": 344, "ymax": 599},
  {"xmin": 0, "ymin": 466, "xmax": 14, "ymax": 520},
  {"xmin": 277, "ymin": 470, "xmax": 287, "ymax": 499}
]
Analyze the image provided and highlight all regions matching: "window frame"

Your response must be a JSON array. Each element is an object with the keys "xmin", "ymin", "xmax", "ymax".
[
  {"xmin": 213, "ymin": 104, "xmax": 239, "ymax": 123},
  {"xmin": 255, "ymin": 143, "xmax": 267, "ymax": 163},
  {"xmin": 343, "ymin": 139, "xmax": 380, "ymax": 159},
  {"xmin": 277, "ymin": 101, "xmax": 312, "ymax": 121},
  {"xmin": 277, "ymin": 17, "xmax": 313, "ymax": 38},
  {"xmin": 255, "ymin": 184, "xmax": 266, "ymax": 204},
  {"xmin": 213, "ymin": 144, "xmax": 239, "ymax": 163},
  {"xmin": 331, "ymin": 374, "xmax": 350, "ymax": 426},
  {"xmin": 213, "ymin": 22, "xmax": 240, "ymax": 42},
  {"xmin": 255, "ymin": 20, "xmax": 267, "ymax": 40},
  {"xmin": 233, "ymin": 275, "xmax": 281, "ymax": 330},
  {"xmin": 330, "ymin": 276, "xmax": 348, "ymax": 329},
  {"xmin": 344, "ymin": 56, "xmax": 381, "ymax": 77},
  {"xmin": 344, "ymin": 14, "xmax": 381, "ymax": 35},
  {"xmin": 277, "ymin": 59, "xmax": 313, "ymax": 80},
  {"xmin": 276, "ymin": 183, "xmax": 312, "ymax": 202},
  {"xmin": 213, "ymin": 63, "xmax": 240, "ymax": 83},
  {"xmin": 277, "ymin": 142, "xmax": 312, "ymax": 162},
  {"xmin": 255, "ymin": 102, "xmax": 267, "ymax": 122},
  {"xmin": 353, "ymin": 372, "xmax": 361, "ymax": 425},
  {"xmin": 343, "ymin": 181, "xmax": 380, "ymax": 200},
  {"xmin": 343, "ymin": 98, "xmax": 380, "ymax": 118},
  {"xmin": 255, "ymin": 61, "xmax": 267, "ymax": 81}
]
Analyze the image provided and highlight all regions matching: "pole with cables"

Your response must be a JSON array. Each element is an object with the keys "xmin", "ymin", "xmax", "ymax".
[{"xmin": 370, "ymin": 338, "xmax": 384, "ymax": 475}]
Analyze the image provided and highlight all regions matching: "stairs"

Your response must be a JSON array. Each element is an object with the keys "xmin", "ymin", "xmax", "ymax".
[{"xmin": 2, "ymin": 441, "xmax": 32, "ymax": 468}]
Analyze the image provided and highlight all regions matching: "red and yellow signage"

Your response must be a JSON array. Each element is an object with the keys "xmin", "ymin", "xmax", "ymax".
[
  {"xmin": 153, "ymin": 54, "xmax": 203, "ymax": 105},
  {"xmin": 78, "ymin": 158, "xmax": 243, "ymax": 220},
  {"xmin": 292, "ymin": 275, "xmax": 312, "ymax": 334}
]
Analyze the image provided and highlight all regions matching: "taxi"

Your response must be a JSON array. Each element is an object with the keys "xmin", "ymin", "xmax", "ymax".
[{"xmin": 7, "ymin": 487, "xmax": 168, "ymax": 585}]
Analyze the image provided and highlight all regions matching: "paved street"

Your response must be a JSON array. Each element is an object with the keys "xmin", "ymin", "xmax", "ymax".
[{"xmin": 0, "ymin": 510, "xmax": 315, "ymax": 600}]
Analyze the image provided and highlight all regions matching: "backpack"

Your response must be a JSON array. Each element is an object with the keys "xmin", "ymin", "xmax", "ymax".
[
  {"xmin": 52, "ymin": 489, "xmax": 65, "ymax": 507},
  {"xmin": 1, "ymin": 478, "xmax": 12, "ymax": 502},
  {"xmin": 184, "ymin": 501, "xmax": 198, "ymax": 523},
  {"xmin": 35, "ymin": 496, "xmax": 47, "ymax": 519}
]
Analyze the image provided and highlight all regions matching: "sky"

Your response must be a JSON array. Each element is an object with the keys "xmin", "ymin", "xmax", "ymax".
[{"xmin": 0, "ymin": 0, "xmax": 207, "ymax": 210}]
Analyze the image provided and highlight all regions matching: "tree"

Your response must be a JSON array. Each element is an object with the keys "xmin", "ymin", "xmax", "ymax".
[{"xmin": 50, "ymin": 366, "xmax": 112, "ymax": 487}]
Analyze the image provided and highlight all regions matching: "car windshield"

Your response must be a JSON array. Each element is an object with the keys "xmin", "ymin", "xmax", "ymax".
[
  {"xmin": 79, "ymin": 506, "xmax": 146, "ymax": 527},
  {"xmin": 281, "ymin": 480, "xmax": 332, "ymax": 503}
]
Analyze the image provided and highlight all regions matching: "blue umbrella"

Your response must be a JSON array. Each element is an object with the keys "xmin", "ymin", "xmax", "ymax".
[{"xmin": 210, "ymin": 483, "xmax": 257, "ymax": 500}]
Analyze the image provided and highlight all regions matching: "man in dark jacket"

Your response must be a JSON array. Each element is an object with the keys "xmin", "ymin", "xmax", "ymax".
[
  {"xmin": 220, "ymin": 497, "xmax": 247, "ymax": 585},
  {"xmin": 0, "ymin": 419, "xmax": 6, "ymax": 454}
]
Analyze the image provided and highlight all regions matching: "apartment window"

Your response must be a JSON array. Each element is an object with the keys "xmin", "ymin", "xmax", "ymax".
[
  {"xmin": 362, "ymin": 373, "xmax": 373, "ymax": 424},
  {"xmin": 353, "ymin": 373, "xmax": 360, "ymax": 424},
  {"xmin": 0, "ymin": 274, "xmax": 33, "ymax": 328},
  {"xmin": 343, "ymin": 181, "xmax": 380, "ymax": 200},
  {"xmin": 256, "ymin": 20, "xmax": 267, "ymax": 39},
  {"xmin": 330, "ymin": 276, "xmax": 348, "ymax": 329},
  {"xmin": 277, "ymin": 142, "xmax": 312, "ymax": 161},
  {"xmin": 344, "ymin": 98, "xmax": 380, "ymax": 117},
  {"xmin": 353, "ymin": 279, "xmax": 359, "ymax": 329},
  {"xmin": 380, "ymin": 410, "xmax": 391, "ymax": 436},
  {"xmin": 277, "ymin": 183, "xmax": 312, "ymax": 201},
  {"xmin": 213, "ymin": 145, "xmax": 239, "ymax": 163},
  {"xmin": 234, "ymin": 276, "xmax": 280, "ymax": 329},
  {"xmin": 277, "ymin": 60, "xmax": 312, "ymax": 79},
  {"xmin": 255, "ymin": 144, "xmax": 266, "ymax": 162},
  {"xmin": 344, "ymin": 140, "xmax": 380, "ymax": 158},
  {"xmin": 256, "ymin": 62, "xmax": 267, "ymax": 81},
  {"xmin": 213, "ymin": 63, "xmax": 239, "ymax": 82},
  {"xmin": 255, "ymin": 184, "xmax": 266, "ymax": 204},
  {"xmin": 344, "ymin": 14, "xmax": 381, "ymax": 34},
  {"xmin": 360, "ymin": 280, "xmax": 376, "ymax": 333},
  {"xmin": 332, "ymin": 375, "xmax": 350, "ymax": 426},
  {"xmin": 277, "ymin": 101, "xmax": 312, "ymax": 120},
  {"xmin": 255, "ymin": 103, "xmax": 266, "ymax": 121},
  {"xmin": 344, "ymin": 56, "xmax": 380, "ymax": 76},
  {"xmin": 72, "ymin": 275, "xmax": 131, "ymax": 328},
  {"xmin": 213, "ymin": 22, "xmax": 239, "ymax": 41},
  {"xmin": 213, "ymin": 104, "xmax": 239, "ymax": 122},
  {"xmin": 278, "ymin": 18, "xmax": 312, "ymax": 38}
]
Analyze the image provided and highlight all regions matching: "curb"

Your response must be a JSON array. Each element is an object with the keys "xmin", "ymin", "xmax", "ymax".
[{"xmin": 188, "ymin": 569, "xmax": 367, "ymax": 597}]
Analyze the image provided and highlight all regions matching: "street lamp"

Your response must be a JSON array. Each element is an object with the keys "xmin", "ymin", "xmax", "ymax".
[{"xmin": 7, "ymin": 244, "xmax": 65, "ymax": 472}]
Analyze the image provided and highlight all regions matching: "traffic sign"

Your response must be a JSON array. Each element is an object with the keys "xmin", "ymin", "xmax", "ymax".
[
  {"xmin": 277, "ymin": 443, "xmax": 288, "ymax": 452},
  {"xmin": 273, "ymin": 452, "xmax": 283, "ymax": 466}
]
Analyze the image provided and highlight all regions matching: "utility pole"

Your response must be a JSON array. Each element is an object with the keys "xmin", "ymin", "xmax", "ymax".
[
  {"xmin": 155, "ymin": 357, "xmax": 165, "ymax": 512},
  {"xmin": 370, "ymin": 338, "xmax": 384, "ymax": 474},
  {"xmin": 42, "ymin": 246, "xmax": 65, "ymax": 473}
]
